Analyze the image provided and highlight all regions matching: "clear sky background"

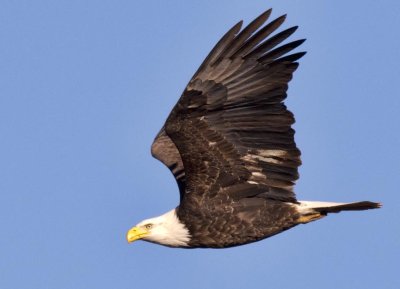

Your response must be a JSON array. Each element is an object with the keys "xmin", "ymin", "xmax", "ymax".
[{"xmin": 1, "ymin": 1, "xmax": 399, "ymax": 288}]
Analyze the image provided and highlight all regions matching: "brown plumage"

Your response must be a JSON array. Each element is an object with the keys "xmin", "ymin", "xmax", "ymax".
[{"xmin": 128, "ymin": 9, "xmax": 380, "ymax": 249}]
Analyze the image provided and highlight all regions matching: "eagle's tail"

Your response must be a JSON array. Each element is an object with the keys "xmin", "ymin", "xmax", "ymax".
[{"xmin": 295, "ymin": 201, "xmax": 381, "ymax": 224}]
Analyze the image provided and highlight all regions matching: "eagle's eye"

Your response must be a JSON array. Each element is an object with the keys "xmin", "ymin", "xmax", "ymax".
[{"xmin": 144, "ymin": 224, "xmax": 153, "ymax": 229}]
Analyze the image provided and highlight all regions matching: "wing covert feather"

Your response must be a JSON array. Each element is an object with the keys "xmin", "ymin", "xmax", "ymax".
[{"xmin": 151, "ymin": 128, "xmax": 186, "ymax": 196}]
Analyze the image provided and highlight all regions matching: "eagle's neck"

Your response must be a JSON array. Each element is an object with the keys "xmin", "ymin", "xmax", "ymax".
[{"xmin": 146, "ymin": 208, "xmax": 191, "ymax": 247}]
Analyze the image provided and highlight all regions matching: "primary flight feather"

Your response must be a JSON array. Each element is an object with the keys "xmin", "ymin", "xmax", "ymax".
[{"xmin": 126, "ymin": 9, "xmax": 380, "ymax": 248}]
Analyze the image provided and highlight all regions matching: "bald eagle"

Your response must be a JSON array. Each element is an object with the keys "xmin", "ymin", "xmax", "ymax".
[{"xmin": 126, "ymin": 9, "xmax": 380, "ymax": 248}]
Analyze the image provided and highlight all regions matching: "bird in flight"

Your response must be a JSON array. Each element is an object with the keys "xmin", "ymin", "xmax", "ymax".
[{"xmin": 126, "ymin": 9, "xmax": 380, "ymax": 248}]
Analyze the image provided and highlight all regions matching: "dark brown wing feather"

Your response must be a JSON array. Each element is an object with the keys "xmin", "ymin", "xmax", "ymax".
[
  {"xmin": 151, "ymin": 128, "xmax": 186, "ymax": 196},
  {"xmin": 153, "ymin": 9, "xmax": 305, "ymax": 205}
]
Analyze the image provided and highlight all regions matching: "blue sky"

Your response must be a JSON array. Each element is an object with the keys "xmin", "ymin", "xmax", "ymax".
[{"xmin": 1, "ymin": 1, "xmax": 399, "ymax": 288}]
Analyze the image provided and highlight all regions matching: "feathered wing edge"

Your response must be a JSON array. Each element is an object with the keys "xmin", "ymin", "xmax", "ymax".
[{"xmin": 151, "ymin": 128, "xmax": 185, "ymax": 195}]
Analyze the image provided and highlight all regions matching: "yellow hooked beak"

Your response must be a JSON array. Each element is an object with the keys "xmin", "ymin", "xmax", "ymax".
[{"xmin": 126, "ymin": 226, "xmax": 149, "ymax": 243}]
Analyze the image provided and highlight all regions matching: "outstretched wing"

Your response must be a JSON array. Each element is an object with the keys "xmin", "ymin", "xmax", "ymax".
[{"xmin": 154, "ymin": 9, "xmax": 304, "ymax": 204}]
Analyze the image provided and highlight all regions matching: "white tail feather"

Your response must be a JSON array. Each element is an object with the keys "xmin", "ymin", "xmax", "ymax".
[
  {"xmin": 296, "ymin": 200, "xmax": 381, "ymax": 214},
  {"xmin": 297, "ymin": 201, "xmax": 345, "ymax": 213}
]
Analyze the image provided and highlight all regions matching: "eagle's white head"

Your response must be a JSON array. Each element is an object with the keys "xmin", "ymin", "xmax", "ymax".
[{"xmin": 126, "ymin": 209, "xmax": 191, "ymax": 247}]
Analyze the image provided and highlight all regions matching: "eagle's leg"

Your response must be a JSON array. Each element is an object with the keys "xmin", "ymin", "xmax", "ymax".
[{"xmin": 297, "ymin": 212, "xmax": 324, "ymax": 224}]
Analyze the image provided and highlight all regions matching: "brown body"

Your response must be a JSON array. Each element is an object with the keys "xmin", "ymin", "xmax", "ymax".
[{"xmin": 178, "ymin": 198, "xmax": 300, "ymax": 248}]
